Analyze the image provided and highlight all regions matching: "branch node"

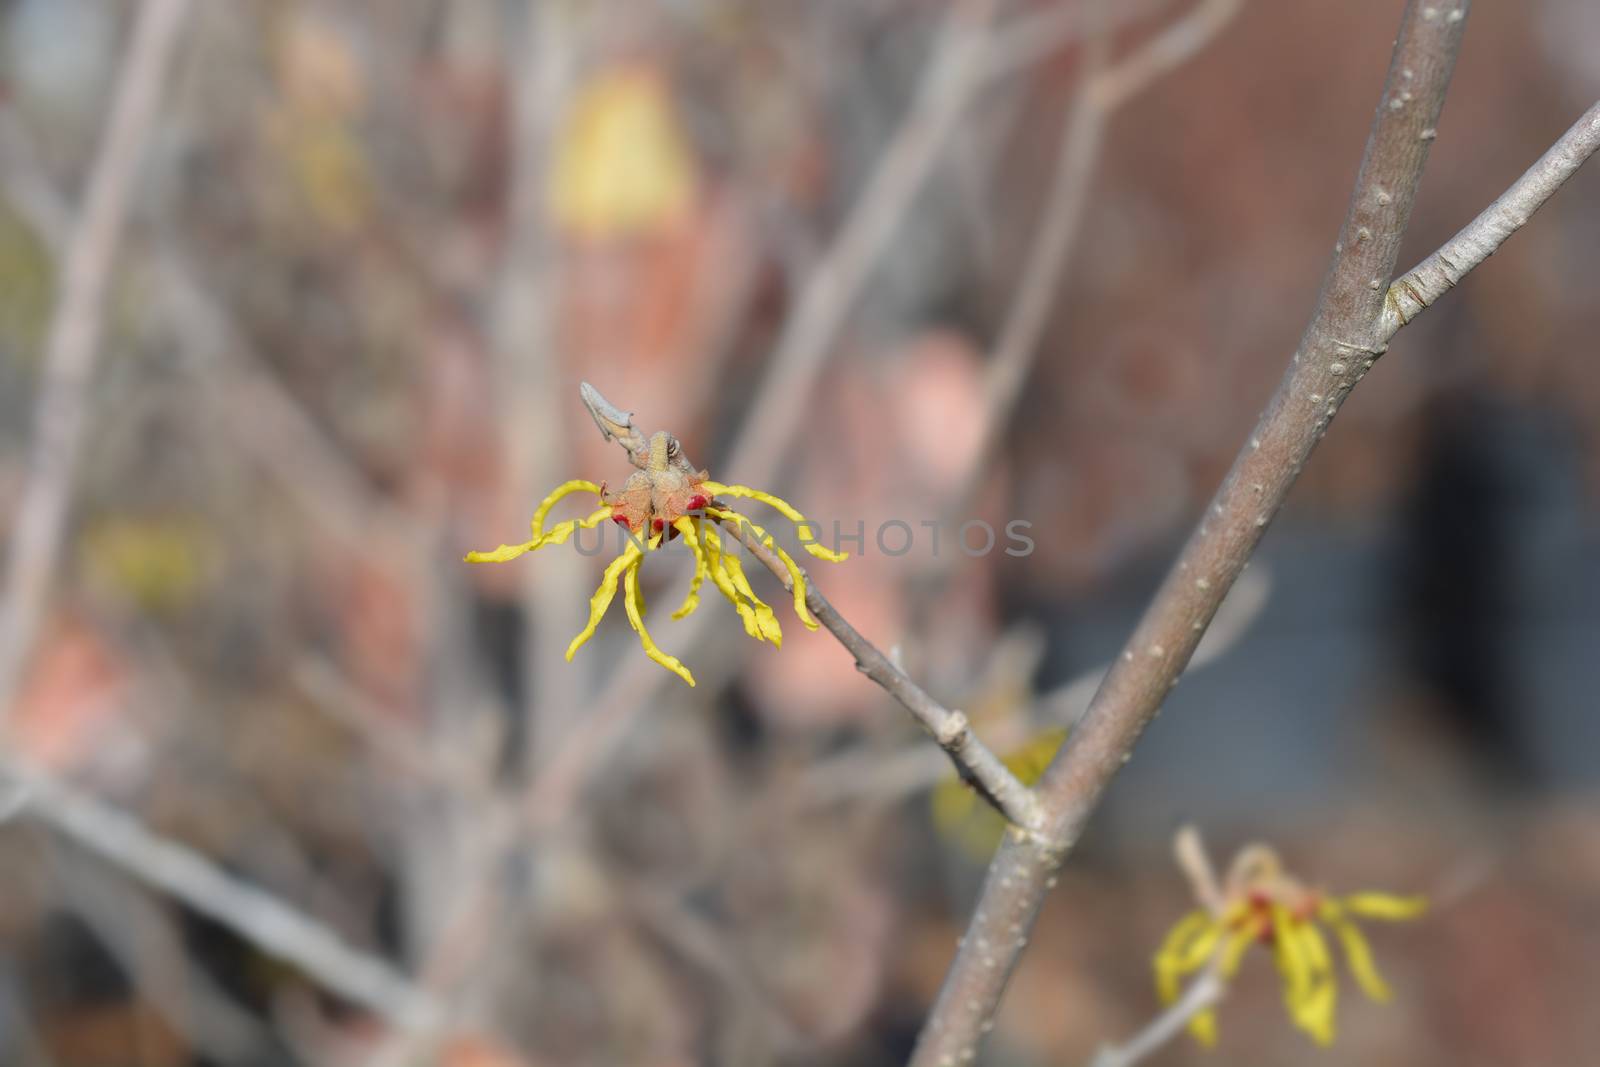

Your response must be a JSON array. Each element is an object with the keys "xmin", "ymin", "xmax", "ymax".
[{"xmin": 936, "ymin": 709, "xmax": 971, "ymax": 748}]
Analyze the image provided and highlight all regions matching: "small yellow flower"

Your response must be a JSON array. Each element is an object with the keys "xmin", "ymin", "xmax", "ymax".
[
  {"xmin": 1152, "ymin": 829, "xmax": 1427, "ymax": 1048},
  {"xmin": 466, "ymin": 394, "xmax": 847, "ymax": 687},
  {"xmin": 548, "ymin": 65, "xmax": 697, "ymax": 240}
]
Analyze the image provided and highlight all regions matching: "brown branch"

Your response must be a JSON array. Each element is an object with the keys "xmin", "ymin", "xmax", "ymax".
[
  {"xmin": 0, "ymin": 0, "xmax": 193, "ymax": 721},
  {"xmin": 1086, "ymin": 968, "xmax": 1225, "ymax": 1067},
  {"xmin": 716, "ymin": 515, "xmax": 1044, "ymax": 832},
  {"xmin": 783, "ymin": 567, "xmax": 1270, "ymax": 818},
  {"xmin": 911, "ymin": 4, "xmax": 1481, "ymax": 1063},
  {"xmin": 1381, "ymin": 98, "xmax": 1600, "ymax": 336}
]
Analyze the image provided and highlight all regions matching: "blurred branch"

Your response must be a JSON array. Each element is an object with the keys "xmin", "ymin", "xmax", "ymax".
[
  {"xmin": 493, "ymin": 2, "xmax": 586, "ymax": 769},
  {"xmin": 1381, "ymin": 98, "xmax": 1600, "ymax": 337},
  {"xmin": 1086, "ymin": 969, "xmax": 1224, "ymax": 1067},
  {"xmin": 46, "ymin": 843, "xmax": 273, "ymax": 1064},
  {"xmin": 0, "ymin": 111, "xmax": 423, "ymax": 553},
  {"xmin": 1090, "ymin": 0, "xmax": 1243, "ymax": 112},
  {"xmin": 721, "ymin": 0, "xmax": 998, "ymax": 484},
  {"xmin": 155, "ymin": 247, "xmax": 423, "ymax": 551},
  {"xmin": 623, "ymin": 883, "xmax": 805, "ymax": 1055},
  {"xmin": 2, "ymin": 762, "xmax": 441, "ymax": 1030},
  {"xmin": 0, "ymin": 0, "xmax": 193, "ymax": 723},
  {"xmin": 291, "ymin": 657, "xmax": 493, "ymax": 800},
  {"xmin": 906, "ymin": 0, "xmax": 1241, "ymax": 652},
  {"xmin": 981, "ymin": 0, "xmax": 1172, "ymax": 79},
  {"xmin": 913, "ymin": 3, "xmax": 1484, "ymax": 1062},
  {"xmin": 993, "ymin": 0, "xmax": 1241, "ymax": 422}
]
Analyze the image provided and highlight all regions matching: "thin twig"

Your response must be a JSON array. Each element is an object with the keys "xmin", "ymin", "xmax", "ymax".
[
  {"xmin": 1381, "ymin": 99, "xmax": 1600, "ymax": 337},
  {"xmin": 622, "ymin": 883, "xmax": 806, "ymax": 1054},
  {"xmin": 786, "ymin": 566, "xmax": 1269, "ymax": 816},
  {"xmin": 721, "ymin": 0, "xmax": 998, "ymax": 485},
  {"xmin": 1090, "ymin": 0, "xmax": 1242, "ymax": 113},
  {"xmin": 910, "ymin": 0, "xmax": 1242, "ymax": 633},
  {"xmin": 715, "ymin": 513, "xmax": 1044, "ymax": 832},
  {"xmin": 0, "ymin": 114, "xmax": 421, "ymax": 558},
  {"xmin": 0, "ymin": 0, "xmax": 193, "ymax": 722},
  {"xmin": 912, "ymin": 4, "xmax": 1486, "ymax": 1063},
  {"xmin": 1086, "ymin": 969, "xmax": 1225, "ymax": 1067},
  {"xmin": 45, "ymin": 843, "xmax": 273, "ymax": 1063},
  {"xmin": 981, "ymin": 0, "xmax": 1175, "ymax": 80},
  {"xmin": 3, "ymin": 762, "xmax": 441, "ymax": 1030},
  {"xmin": 990, "ymin": 0, "xmax": 1241, "ymax": 441},
  {"xmin": 493, "ymin": 2, "xmax": 587, "ymax": 771}
]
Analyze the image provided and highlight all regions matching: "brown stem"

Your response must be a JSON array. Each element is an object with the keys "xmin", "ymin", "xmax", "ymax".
[
  {"xmin": 910, "ymin": 3, "xmax": 1475, "ymax": 1062},
  {"xmin": 716, "ymin": 516, "xmax": 1044, "ymax": 832}
]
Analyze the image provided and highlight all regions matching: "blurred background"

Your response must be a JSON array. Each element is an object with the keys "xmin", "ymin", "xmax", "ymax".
[{"xmin": 3, "ymin": 0, "xmax": 1600, "ymax": 1064}]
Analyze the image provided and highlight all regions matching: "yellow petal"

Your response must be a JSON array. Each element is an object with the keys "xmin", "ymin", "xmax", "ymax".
[
  {"xmin": 1330, "ymin": 917, "xmax": 1391, "ymax": 1002},
  {"xmin": 1174, "ymin": 917, "xmax": 1226, "ymax": 972},
  {"xmin": 623, "ymin": 555, "xmax": 695, "ymax": 686},
  {"xmin": 1297, "ymin": 974, "xmax": 1338, "ymax": 1046},
  {"xmin": 722, "ymin": 551, "xmax": 783, "ymax": 646},
  {"xmin": 465, "ymin": 540, "xmax": 539, "ymax": 563},
  {"xmin": 929, "ymin": 776, "xmax": 1007, "ymax": 861},
  {"xmin": 929, "ymin": 773, "xmax": 977, "ymax": 837},
  {"xmin": 471, "ymin": 485, "xmax": 608, "ymax": 562},
  {"xmin": 671, "ymin": 517, "xmax": 708, "ymax": 619},
  {"xmin": 1187, "ymin": 1007, "xmax": 1219, "ymax": 1047},
  {"xmin": 565, "ymin": 542, "xmax": 640, "ymax": 659},
  {"xmin": 1218, "ymin": 925, "xmax": 1255, "ymax": 979},
  {"xmin": 699, "ymin": 481, "xmax": 848, "ymax": 562},
  {"xmin": 1154, "ymin": 910, "xmax": 1217, "ymax": 1004},
  {"xmin": 1260, "ymin": 906, "xmax": 1344, "ymax": 1047},
  {"xmin": 1340, "ymin": 893, "xmax": 1428, "ymax": 921},
  {"xmin": 530, "ymin": 479, "xmax": 605, "ymax": 539},
  {"xmin": 1004, "ymin": 728, "xmax": 1067, "ymax": 786},
  {"xmin": 537, "ymin": 505, "xmax": 614, "ymax": 546},
  {"xmin": 701, "ymin": 524, "xmax": 764, "ymax": 641},
  {"xmin": 1299, "ymin": 918, "xmax": 1333, "ymax": 975},
  {"xmin": 1290, "ymin": 922, "xmax": 1339, "ymax": 1044},
  {"xmin": 1154, "ymin": 909, "xmax": 1221, "ymax": 964},
  {"xmin": 1272, "ymin": 906, "xmax": 1313, "ymax": 1014},
  {"xmin": 710, "ymin": 507, "xmax": 819, "ymax": 631}
]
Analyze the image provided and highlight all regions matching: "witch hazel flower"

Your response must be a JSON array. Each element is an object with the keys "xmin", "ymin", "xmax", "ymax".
[
  {"xmin": 465, "ymin": 384, "xmax": 847, "ymax": 687},
  {"xmin": 1153, "ymin": 826, "xmax": 1427, "ymax": 1048}
]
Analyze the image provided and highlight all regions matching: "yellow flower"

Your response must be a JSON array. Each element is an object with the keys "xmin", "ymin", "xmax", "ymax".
[
  {"xmin": 1152, "ymin": 832, "xmax": 1427, "ymax": 1048},
  {"xmin": 548, "ymin": 65, "xmax": 697, "ymax": 240},
  {"xmin": 465, "ymin": 439, "xmax": 847, "ymax": 688}
]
